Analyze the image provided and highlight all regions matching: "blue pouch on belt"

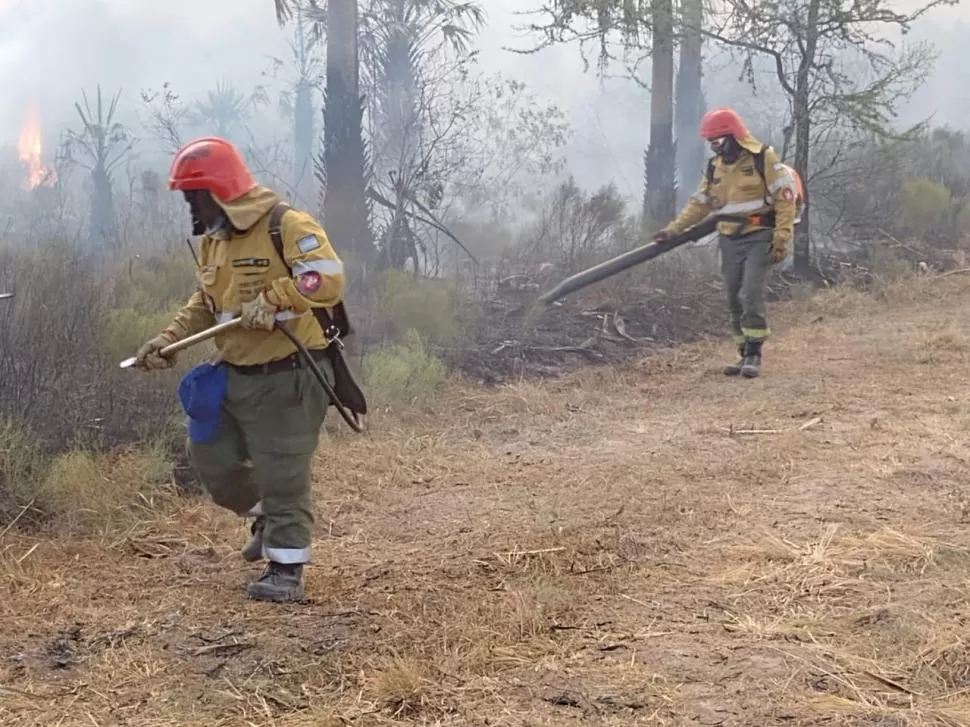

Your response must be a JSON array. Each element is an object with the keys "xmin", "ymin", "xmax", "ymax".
[{"xmin": 178, "ymin": 362, "xmax": 228, "ymax": 445}]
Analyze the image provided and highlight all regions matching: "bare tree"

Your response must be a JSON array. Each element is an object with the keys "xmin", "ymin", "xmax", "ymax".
[
  {"xmin": 138, "ymin": 82, "xmax": 189, "ymax": 154},
  {"xmin": 525, "ymin": 176, "xmax": 631, "ymax": 274}
]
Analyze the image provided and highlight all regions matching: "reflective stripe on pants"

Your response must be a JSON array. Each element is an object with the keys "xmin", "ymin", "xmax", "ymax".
[
  {"xmin": 187, "ymin": 360, "xmax": 332, "ymax": 564},
  {"xmin": 718, "ymin": 228, "xmax": 772, "ymax": 342}
]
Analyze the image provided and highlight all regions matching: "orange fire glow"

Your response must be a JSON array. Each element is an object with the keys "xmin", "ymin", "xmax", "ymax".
[{"xmin": 17, "ymin": 103, "xmax": 56, "ymax": 190}]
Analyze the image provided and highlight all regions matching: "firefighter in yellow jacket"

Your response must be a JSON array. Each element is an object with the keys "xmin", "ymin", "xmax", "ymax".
[
  {"xmin": 133, "ymin": 136, "xmax": 345, "ymax": 602},
  {"xmin": 654, "ymin": 107, "xmax": 798, "ymax": 378}
]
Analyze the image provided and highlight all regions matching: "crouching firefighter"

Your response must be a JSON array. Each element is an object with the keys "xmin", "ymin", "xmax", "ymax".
[
  {"xmin": 133, "ymin": 135, "xmax": 361, "ymax": 603},
  {"xmin": 652, "ymin": 107, "xmax": 802, "ymax": 378}
]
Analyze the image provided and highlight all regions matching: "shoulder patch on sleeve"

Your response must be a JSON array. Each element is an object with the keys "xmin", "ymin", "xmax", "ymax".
[{"xmin": 297, "ymin": 235, "xmax": 321, "ymax": 254}]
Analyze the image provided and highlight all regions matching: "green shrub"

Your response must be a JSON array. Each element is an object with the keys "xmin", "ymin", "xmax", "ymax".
[
  {"xmin": 956, "ymin": 200, "xmax": 970, "ymax": 238},
  {"xmin": 0, "ymin": 420, "xmax": 49, "ymax": 520},
  {"xmin": 102, "ymin": 304, "xmax": 184, "ymax": 363},
  {"xmin": 112, "ymin": 253, "xmax": 196, "ymax": 313},
  {"xmin": 33, "ymin": 441, "xmax": 176, "ymax": 533},
  {"xmin": 373, "ymin": 269, "xmax": 461, "ymax": 347},
  {"xmin": 895, "ymin": 177, "xmax": 953, "ymax": 238},
  {"xmin": 363, "ymin": 329, "xmax": 447, "ymax": 407}
]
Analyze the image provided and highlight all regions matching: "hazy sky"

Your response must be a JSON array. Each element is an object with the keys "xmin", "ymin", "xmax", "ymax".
[{"xmin": 0, "ymin": 0, "xmax": 963, "ymax": 198}]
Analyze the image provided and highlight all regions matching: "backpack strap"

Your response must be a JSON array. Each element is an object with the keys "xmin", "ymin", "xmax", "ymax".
[
  {"xmin": 706, "ymin": 145, "xmax": 768, "ymax": 188},
  {"xmin": 752, "ymin": 145, "xmax": 769, "ymax": 196},
  {"xmin": 752, "ymin": 146, "xmax": 766, "ymax": 179},
  {"xmin": 265, "ymin": 201, "xmax": 367, "ymax": 417},
  {"xmin": 267, "ymin": 202, "xmax": 292, "ymax": 263},
  {"xmin": 266, "ymin": 201, "xmax": 347, "ymax": 343}
]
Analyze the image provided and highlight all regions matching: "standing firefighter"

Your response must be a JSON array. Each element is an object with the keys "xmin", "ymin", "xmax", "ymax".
[
  {"xmin": 653, "ymin": 107, "xmax": 800, "ymax": 378},
  {"xmin": 133, "ymin": 136, "xmax": 345, "ymax": 602}
]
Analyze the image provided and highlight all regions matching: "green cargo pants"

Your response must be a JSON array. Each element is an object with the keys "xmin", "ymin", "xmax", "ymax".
[
  {"xmin": 718, "ymin": 228, "xmax": 773, "ymax": 343},
  {"xmin": 188, "ymin": 357, "xmax": 331, "ymax": 564}
]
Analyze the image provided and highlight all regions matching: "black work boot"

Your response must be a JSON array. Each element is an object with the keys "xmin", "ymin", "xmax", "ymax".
[
  {"xmin": 247, "ymin": 562, "xmax": 305, "ymax": 602},
  {"xmin": 723, "ymin": 343, "xmax": 746, "ymax": 376},
  {"xmin": 741, "ymin": 340, "xmax": 763, "ymax": 378},
  {"xmin": 241, "ymin": 515, "xmax": 266, "ymax": 562}
]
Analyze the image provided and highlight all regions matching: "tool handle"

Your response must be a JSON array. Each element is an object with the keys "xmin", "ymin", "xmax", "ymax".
[
  {"xmin": 538, "ymin": 213, "xmax": 751, "ymax": 304},
  {"xmin": 159, "ymin": 317, "xmax": 242, "ymax": 357}
]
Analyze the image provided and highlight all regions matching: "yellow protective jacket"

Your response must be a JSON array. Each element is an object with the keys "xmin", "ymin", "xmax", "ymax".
[
  {"xmin": 163, "ymin": 185, "xmax": 346, "ymax": 366},
  {"xmin": 663, "ymin": 134, "xmax": 797, "ymax": 246}
]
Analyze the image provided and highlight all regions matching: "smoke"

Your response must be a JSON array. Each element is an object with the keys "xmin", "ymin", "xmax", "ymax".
[
  {"xmin": 0, "ymin": 0, "xmax": 291, "ymax": 142},
  {"xmin": 0, "ymin": 0, "xmax": 967, "ymax": 197}
]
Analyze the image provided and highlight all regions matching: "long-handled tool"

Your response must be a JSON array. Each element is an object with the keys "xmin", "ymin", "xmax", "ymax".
[
  {"xmin": 119, "ymin": 318, "xmax": 242, "ymax": 369},
  {"xmin": 0, "ymin": 293, "xmax": 13, "ymax": 300},
  {"xmin": 537, "ymin": 213, "xmax": 751, "ymax": 305},
  {"xmin": 119, "ymin": 316, "xmax": 365, "ymax": 433},
  {"xmin": 274, "ymin": 322, "xmax": 364, "ymax": 433}
]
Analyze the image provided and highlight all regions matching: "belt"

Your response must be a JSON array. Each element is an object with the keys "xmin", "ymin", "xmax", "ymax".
[
  {"xmin": 230, "ymin": 348, "xmax": 328, "ymax": 376},
  {"xmin": 746, "ymin": 210, "xmax": 776, "ymax": 227},
  {"xmin": 724, "ymin": 210, "xmax": 776, "ymax": 240}
]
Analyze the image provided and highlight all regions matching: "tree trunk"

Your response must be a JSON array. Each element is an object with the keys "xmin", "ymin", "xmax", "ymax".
[
  {"xmin": 643, "ymin": 0, "xmax": 676, "ymax": 229},
  {"xmin": 293, "ymin": 81, "xmax": 315, "ymax": 206},
  {"xmin": 378, "ymin": 0, "xmax": 421, "ymax": 271},
  {"xmin": 382, "ymin": 0, "xmax": 417, "ymax": 172},
  {"xmin": 674, "ymin": 0, "xmax": 705, "ymax": 207},
  {"xmin": 323, "ymin": 0, "xmax": 373, "ymax": 281},
  {"xmin": 292, "ymin": 10, "xmax": 315, "ymax": 208},
  {"xmin": 791, "ymin": 0, "xmax": 820, "ymax": 276},
  {"xmin": 89, "ymin": 166, "xmax": 116, "ymax": 250}
]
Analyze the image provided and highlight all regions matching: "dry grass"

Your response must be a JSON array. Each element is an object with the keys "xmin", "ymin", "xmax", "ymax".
[{"xmin": 5, "ymin": 274, "xmax": 970, "ymax": 725}]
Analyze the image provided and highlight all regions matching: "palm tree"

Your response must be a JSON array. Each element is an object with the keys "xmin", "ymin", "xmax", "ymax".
[
  {"xmin": 275, "ymin": 0, "xmax": 374, "ymax": 279},
  {"xmin": 189, "ymin": 79, "xmax": 268, "ymax": 141},
  {"xmin": 274, "ymin": 0, "xmax": 292, "ymax": 24},
  {"xmin": 358, "ymin": 0, "xmax": 484, "ymax": 272},
  {"xmin": 61, "ymin": 85, "xmax": 134, "ymax": 250}
]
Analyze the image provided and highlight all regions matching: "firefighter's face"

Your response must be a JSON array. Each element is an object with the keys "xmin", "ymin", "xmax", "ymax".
[
  {"xmin": 182, "ymin": 189, "xmax": 224, "ymax": 236},
  {"xmin": 709, "ymin": 136, "xmax": 730, "ymax": 156},
  {"xmin": 710, "ymin": 135, "xmax": 741, "ymax": 162}
]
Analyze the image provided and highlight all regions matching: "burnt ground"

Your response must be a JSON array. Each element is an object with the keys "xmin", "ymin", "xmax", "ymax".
[
  {"xmin": 442, "ymin": 251, "xmax": 879, "ymax": 385},
  {"xmin": 5, "ymin": 272, "xmax": 970, "ymax": 725}
]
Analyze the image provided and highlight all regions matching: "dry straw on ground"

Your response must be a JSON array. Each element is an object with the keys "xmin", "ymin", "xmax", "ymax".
[{"xmin": 4, "ymin": 274, "xmax": 970, "ymax": 725}]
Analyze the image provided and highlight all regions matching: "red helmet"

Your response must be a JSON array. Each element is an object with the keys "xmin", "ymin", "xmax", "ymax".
[
  {"xmin": 699, "ymin": 108, "xmax": 748, "ymax": 140},
  {"xmin": 168, "ymin": 136, "xmax": 257, "ymax": 202}
]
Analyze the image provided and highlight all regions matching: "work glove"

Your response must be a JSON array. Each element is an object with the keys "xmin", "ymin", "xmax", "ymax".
[
  {"xmin": 240, "ymin": 291, "xmax": 278, "ymax": 331},
  {"xmin": 770, "ymin": 233, "xmax": 790, "ymax": 264},
  {"xmin": 134, "ymin": 331, "xmax": 178, "ymax": 371},
  {"xmin": 652, "ymin": 230, "xmax": 672, "ymax": 245}
]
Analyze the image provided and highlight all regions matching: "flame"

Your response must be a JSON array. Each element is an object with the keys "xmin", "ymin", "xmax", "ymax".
[{"xmin": 17, "ymin": 103, "xmax": 56, "ymax": 190}]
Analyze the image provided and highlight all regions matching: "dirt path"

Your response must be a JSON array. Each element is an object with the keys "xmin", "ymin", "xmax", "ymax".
[{"xmin": 5, "ymin": 279, "xmax": 970, "ymax": 726}]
